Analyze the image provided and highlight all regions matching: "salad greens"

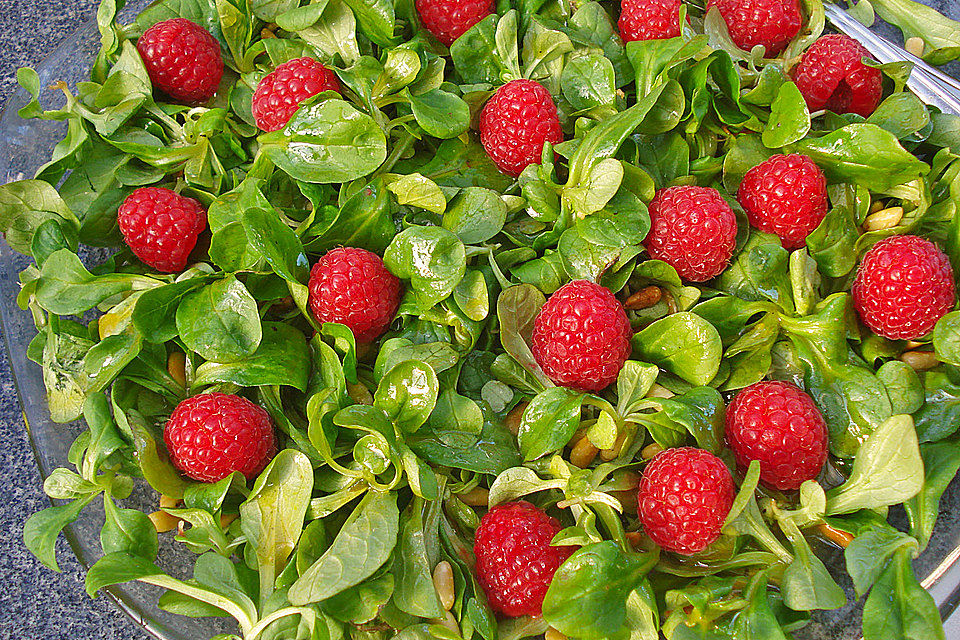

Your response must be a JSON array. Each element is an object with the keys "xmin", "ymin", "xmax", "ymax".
[{"xmin": 6, "ymin": 0, "xmax": 960, "ymax": 638}]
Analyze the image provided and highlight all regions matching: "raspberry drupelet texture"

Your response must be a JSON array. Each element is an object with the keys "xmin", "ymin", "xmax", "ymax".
[
  {"xmin": 308, "ymin": 247, "xmax": 402, "ymax": 344},
  {"xmin": 737, "ymin": 154, "xmax": 829, "ymax": 249},
  {"xmin": 644, "ymin": 185, "xmax": 738, "ymax": 282},
  {"xmin": 473, "ymin": 501, "xmax": 576, "ymax": 618},
  {"xmin": 137, "ymin": 18, "xmax": 223, "ymax": 104},
  {"xmin": 415, "ymin": 0, "xmax": 494, "ymax": 46},
  {"xmin": 164, "ymin": 393, "xmax": 277, "ymax": 483},
  {"xmin": 531, "ymin": 280, "xmax": 633, "ymax": 393},
  {"xmin": 479, "ymin": 79, "xmax": 564, "ymax": 178},
  {"xmin": 793, "ymin": 34, "xmax": 883, "ymax": 117},
  {"xmin": 726, "ymin": 381, "xmax": 829, "ymax": 491},
  {"xmin": 117, "ymin": 187, "xmax": 207, "ymax": 273},
  {"xmin": 706, "ymin": 0, "xmax": 803, "ymax": 57},
  {"xmin": 852, "ymin": 235, "xmax": 956, "ymax": 340},
  {"xmin": 619, "ymin": 0, "xmax": 683, "ymax": 42},
  {"xmin": 252, "ymin": 57, "xmax": 341, "ymax": 132},
  {"xmin": 638, "ymin": 447, "xmax": 736, "ymax": 555}
]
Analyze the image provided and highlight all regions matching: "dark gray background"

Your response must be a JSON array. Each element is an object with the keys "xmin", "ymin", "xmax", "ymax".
[{"xmin": 1, "ymin": 1, "xmax": 959, "ymax": 639}]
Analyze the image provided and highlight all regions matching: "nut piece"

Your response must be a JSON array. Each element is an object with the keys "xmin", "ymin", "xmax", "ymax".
[
  {"xmin": 167, "ymin": 351, "xmax": 187, "ymax": 388},
  {"xmin": 148, "ymin": 510, "xmax": 180, "ymax": 533},
  {"xmin": 624, "ymin": 286, "xmax": 662, "ymax": 311},
  {"xmin": 458, "ymin": 486, "xmax": 489, "ymax": 507},
  {"xmin": 642, "ymin": 443, "xmax": 664, "ymax": 460},
  {"xmin": 159, "ymin": 494, "xmax": 181, "ymax": 509},
  {"xmin": 863, "ymin": 206, "xmax": 904, "ymax": 232},
  {"xmin": 570, "ymin": 436, "xmax": 599, "ymax": 468},
  {"xmin": 545, "ymin": 628, "xmax": 568, "ymax": 640},
  {"xmin": 600, "ymin": 430, "xmax": 629, "ymax": 461},
  {"xmin": 905, "ymin": 37, "xmax": 925, "ymax": 58},
  {"xmin": 901, "ymin": 349, "xmax": 939, "ymax": 371},
  {"xmin": 433, "ymin": 560, "xmax": 456, "ymax": 611},
  {"xmin": 504, "ymin": 401, "xmax": 528, "ymax": 436},
  {"xmin": 816, "ymin": 522, "xmax": 855, "ymax": 549}
]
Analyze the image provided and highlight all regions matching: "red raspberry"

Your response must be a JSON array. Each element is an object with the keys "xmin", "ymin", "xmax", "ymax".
[
  {"xmin": 737, "ymin": 154, "xmax": 828, "ymax": 250},
  {"xmin": 137, "ymin": 18, "xmax": 223, "ymax": 104},
  {"xmin": 637, "ymin": 447, "xmax": 735, "ymax": 555},
  {"xmin": 619, "ymin": 0, "xmax": 682, "ymax": 42},
  {"xmin": 852, "ymin": 235, "xmax": 956, "ymax": 340},
  {"xmin": 793, "ymin": 34, "xmax": 883, "ymax": 117},
  {"xmin": 308, "ymin": 247, "xmax": 402, "ymax": 344},
  {"xmin": 118, "ymin": 187, "xmax": 207, "ymax": 273},
  {"xmin": 706, "ymin": 0, "xmax": 802, "ymax": 57},
  {"xmin": 531, "ymin": 280, "xmax": 633, "ymax": 393},
  {"xmin": 479, "ymin": 79, "xmax": 564, "ymax": 177},
  {"xmin": 416, "ymin": 0, "xmax": 493, "ymax": 46},
  {"xmin": 726, "ymin": 381, "xmax": 828, "ymax": 491},
  {"xmin": 252, "ymin": 57, "xmax": 341, "ymax": 132},
  {"xmin": 164, "ymin": 393, "xmax": 277, "ymax": 483},
  {"xmin": 644, "ymin": 186, "xmax": 738, "ymax": 282},
  {"xmin": 473, "ymin": 501, "xmax": 575, "ymax": 617}
]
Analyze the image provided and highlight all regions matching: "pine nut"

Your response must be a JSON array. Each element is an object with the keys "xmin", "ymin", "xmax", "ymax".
[
  {"xmin": 148, "ymin": 510, "xmax": 180, "ymax": 533},
  {"xmin": 663, "ymin": 289, "xmax": 678, "ymax": 314},
  {"xmin": 863, "ymin": 206, "xmax": 904, "ymax": 231},
  {"xmin": 433, "ymin": 561, "xmax": 456, "ymax": 611},
  {"xmin": 439, "ymin": 610, "xmax": 459, "ymax": 634},
  {"xmin": 600, "ymin": 430, "xmax": 629, "ymax": 461},
  {"xmin": 624, "ymin": 286, "xmax": 662, "ymax": 311},
  {"xmin": 504, "ymin": 402, "xmax": 528, "ymax": 436},
  {"xmin": 458, "ymin": 486, "xmax": 489, "ymax": 507},
  {"xmin": 159, "ymin": 494, "xmax": 180, "ymax": 509},
  {"xmin": 167, "ymin": 351, "xmax": 187, "ymax": 388},
  {"xmin": 905, "ymin": 37, "xmax": 925, "ymax": 58},
  {"xmin": 545, "ymin": 628, "xmax": 568, "ymax": 640},
  {"xmin": 642, "ymin": 443, "xmax": 664, "ymax": 460},
  {"xmin": 901, "ymin": 349, "xmax": 939, "ymax": 371},
  {"xmin": 816, "ymin": 523, "xmax": 855, "ymax": 549},
  {"xmin": 626, "ymin": 531, "xmax": 645, "ymax": 547},
  {"xmin": 570, "ymin": 436, "xmax": 599, "ymax": 468},
  {"xmin": 869, "ymin": 199, "xmax": 887, "ymax": 214}
]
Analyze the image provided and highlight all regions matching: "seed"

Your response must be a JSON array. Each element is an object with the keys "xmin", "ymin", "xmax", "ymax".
[
  {"xmin": 458, "ymin": 486, "xmax": 489, "ymax": 507},
  {"xmin": 167, "ymin": 351, "xmax": 187, "ymax": 388},
  {"xmin": 646, "ymin": 383, "xmax": 675, "ymax": 399},
  {"xmin": 869, "ymin": 199, "xmax": 887, "ymax": 214},
  {"xmin": 438, "ymin": 610, "xmax": 459, "ymax": 634},
  {"xmin": 905, "ymin": 37, "xmax": 925, "ymax": 58},
  {"xmin": 663, "ymin": 289, "xmax": 678, "ymax": 314},
  {"xmin": 626, "ymin": 531, "xmax": 645, "ymax": 548},
  {"xmin": 545, "ymin": 628, "xmax": 568, "ymax": 640},
  {"xmin": 504, "ymin": 402, "xmax": 528, "ymax": 436},
  {"xmin": 816, "ymin": 523, "xmax": 855, "ymax": 549},
  {"xmin": 159, "ymin": 494, "xmax": 180, "ymax": 509},
  {"xmin": 433, "ymin": 561, "xmax": 456, "ymax": 611},
  {"xmin": 148, "ymin": 510, "xmax": 180, "ymax": 533},
  {"xmin": 600, "ymin": 430, "xmax": 629, "ymax": 461},
  {"xmin": 864, "ymin": 206, "xmax": 904, "ymax": 231},
  {"xmin": 570, "ymin": 436, "xmax": 599, "ymax": 468},
  {"xmin": 642, "ymin": 443, "xmax": 664, "ymax": 460},
  {"xmin": 624, "ymin": 286, "xmax": 662, "ymax": 311},
  {"xmin": 901, "ymin": 349, "xmax": 939, "ymax": 371}
]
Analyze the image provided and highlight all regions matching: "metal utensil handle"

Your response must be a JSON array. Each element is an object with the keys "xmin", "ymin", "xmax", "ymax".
[{"xmin": 824, "ymin": 3, "xmax": 960, "ymax": 116}]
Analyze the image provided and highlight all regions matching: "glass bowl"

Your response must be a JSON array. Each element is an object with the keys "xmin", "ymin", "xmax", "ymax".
[{"xmin": 1, "ymin": 4, "xmax": 959, "ymax": 640}]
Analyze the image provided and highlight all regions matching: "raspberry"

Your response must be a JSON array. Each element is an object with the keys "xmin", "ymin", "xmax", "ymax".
[
  {"xmin": 164, "ymin": 393, "xmax": 277, "ymax": 483},
  {"xmin": 118, "ymin": 187, "xmax": 207, "ymax": 273},
  {"xmin": 644, "ymin": 186, "xmax": 738, "ymax": 282},
  {"xmin": 726, "ymin": 381, "xmax": 828, "ymax": 491},
  {"xmin": 479, "ymin": 79, "xmax": 564, "ymax": 177},
  {"xmin": 852, "ymin": 235, "xmax": 956, "ymax": 340},
  {"xmin": 793, "ymin": 34, "xmax": 883, "ymax": 117},
  {"xmin": 416, "ymin": 0, "xmax": 493, "ymax": 46},
  {"xmin": 473, "ymin": 501, "xmax": 575, "ymax": 617},
  {"xmin": 308, "ymin": 247, "xmax": 402, "ymax": 344},
  {"xmin": 737, "ymin": 154, "xmax": 828, "ymax": 250},
  {"xmin": 531, "ymin": 280, "xmax": 633, "ymax": 392},
  {"xmin": 137, "ymin": 18, "xmax": 223, "ymax": 104},
  {"xmin": 252, "ymin": 57, "xmax": 341, "ymax": 132},
  {"xmin": 706, "ymin": 0, "xmax": 802, "ymax": 57},
  {"xmin": 637, "ymin": 447, "xmax": 735, "ymax": 555},
  {"xmin": 619, "ymin": 0, "xmax": 682, "ymax": 41}
]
